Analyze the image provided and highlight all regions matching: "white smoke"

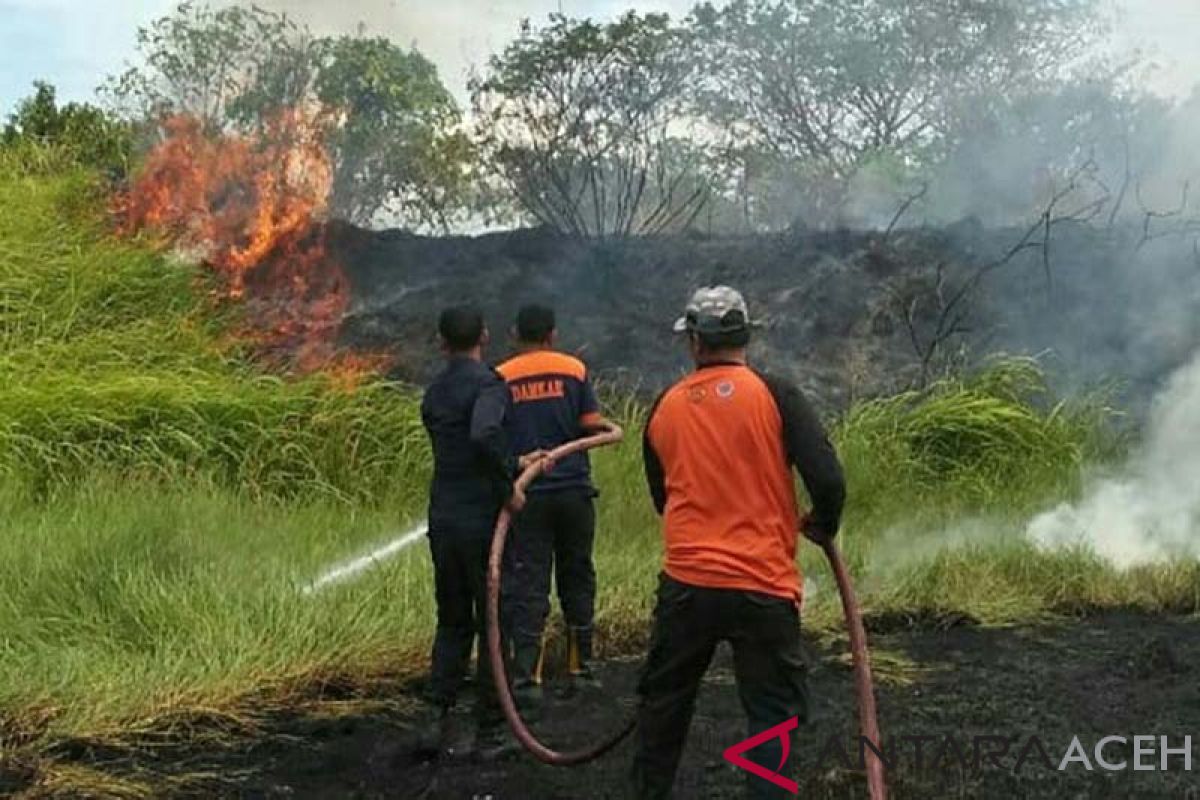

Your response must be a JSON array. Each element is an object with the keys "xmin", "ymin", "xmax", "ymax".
[{"xmin": 1027, "ymin": 349, "xmax": 1200, "ymax": 566}]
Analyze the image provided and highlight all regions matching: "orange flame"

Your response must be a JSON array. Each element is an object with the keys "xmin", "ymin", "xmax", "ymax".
[{"xmin": 119, "ymin": 112, "xmax": 388, "ymax": 378}]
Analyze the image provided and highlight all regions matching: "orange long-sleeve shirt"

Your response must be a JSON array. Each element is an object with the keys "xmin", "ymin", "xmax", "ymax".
[{"xmin": 643, "ymin": 363, "xmax": 845, "ymax": 603}]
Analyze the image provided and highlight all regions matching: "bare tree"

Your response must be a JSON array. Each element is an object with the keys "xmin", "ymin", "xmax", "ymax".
[
  {"xmin": 884, "ymin": 181, "xmax": 928, "ymax": 239},
  {"xmin": 893, "ymin": 159, "xmax": 1111, "ymax": 385},
  {"xmin": 1135, "ymin": 180, "xmax": 1200, "ymax": 250},
  {"xmin": 471, "ymin": 12, "xmax": 708, "ymax": 238}
]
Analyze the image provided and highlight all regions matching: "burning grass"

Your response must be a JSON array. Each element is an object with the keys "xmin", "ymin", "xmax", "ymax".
[
  {"xmin": 116, "ymin": 112, "xmax": 373, "ymax": 373},
  {"xmin": 2, "ymin": 151, "xmax": 1198, "ymax": 795},
  {"xmin": 0, "ymin": 152, "xmax": 422, "ymax": 506}
]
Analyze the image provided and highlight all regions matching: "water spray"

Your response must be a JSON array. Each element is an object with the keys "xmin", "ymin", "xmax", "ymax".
[
  {"xmin": 485, "ymin": 427, "xmax": 887, "ymax": 800},
  {"xmin": 302, "ymin": 522, "xmax": 429, "ymax": 595}
]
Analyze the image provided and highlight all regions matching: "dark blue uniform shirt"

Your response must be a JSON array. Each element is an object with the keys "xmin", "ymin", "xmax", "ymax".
[
  {"xmin": 421, "ymin": 356, "xmax": 517, "ymax": 534},
  {"xmin": 497, "ymin": 349, "xmax": 602, "ymax": 494}
]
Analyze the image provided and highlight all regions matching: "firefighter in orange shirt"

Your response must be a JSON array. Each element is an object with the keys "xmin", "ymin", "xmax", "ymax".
[{"xmin": 632, "ymin": 287, "xmax": 847, "ymax": 799}]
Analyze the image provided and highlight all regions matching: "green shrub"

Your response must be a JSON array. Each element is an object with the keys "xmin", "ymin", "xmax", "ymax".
[{"xmin": 2, "ymin": 82, "xmax": 133, "ymax": 176}]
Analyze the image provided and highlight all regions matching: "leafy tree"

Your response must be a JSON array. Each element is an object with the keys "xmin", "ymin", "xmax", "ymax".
[
  {"xmin": 316, "ymin": 36, "xmax": 471, "ymax": 228},
  {"xmin": 471, "ymin": 12, "xmax": 708, "ymax": 238},
  {"xmin": 3, "ymin": 82, "xmax": 133, "ymax": 174},
  {"xmin": 690, "ymin": 0, "xmax": 1107, "ymax": 227},
  {"xmin": 104, "ymin": 2, "xmax": 310, "ymax": 131}
]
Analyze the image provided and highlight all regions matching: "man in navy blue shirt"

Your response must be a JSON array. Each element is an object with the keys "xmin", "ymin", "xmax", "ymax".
[
  {"xmin": 498, "ymin": 304, "xmax": 614, "ymax": 710},
  {"xmin": 421, "ymin": 305, "xmax": 536, "ymax": 758}
]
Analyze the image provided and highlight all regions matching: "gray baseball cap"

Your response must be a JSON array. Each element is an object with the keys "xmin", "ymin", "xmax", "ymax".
[{"xmin": 673, "ymin": 285, "xmax": 754, "ymax": 334}]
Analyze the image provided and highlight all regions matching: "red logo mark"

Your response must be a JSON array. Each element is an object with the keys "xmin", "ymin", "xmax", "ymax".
[{"xmin": 723, "ymin": 717, "xmax": 799, "ymax": 794}]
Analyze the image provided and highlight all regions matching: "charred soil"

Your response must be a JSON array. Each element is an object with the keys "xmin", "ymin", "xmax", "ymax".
[{"xmin": 25, "ymin": 610, "xmax": 1200, "ymax": 799}]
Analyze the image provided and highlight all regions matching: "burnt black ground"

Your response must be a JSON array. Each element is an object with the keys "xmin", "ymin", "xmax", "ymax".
[
  {"xmin": 333, "ymin": 222, "xmax": 1200, "ymax": 416},
  {"xmin": 64, "ymin": 610, "xmax": 1200, "ymax": 800}
]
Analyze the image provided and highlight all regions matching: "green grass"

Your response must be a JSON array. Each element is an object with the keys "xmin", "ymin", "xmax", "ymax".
[
  {"xmin": 0, "ymin": 399, "xmax": 1186, "ymax": 757},
  {"xmin": 0, "ymin": 482, "xmax": 428, "ymax": 745},
  {"xmin": 1, "ymin": 147, "xmax": 1196, "ymax": 794}
]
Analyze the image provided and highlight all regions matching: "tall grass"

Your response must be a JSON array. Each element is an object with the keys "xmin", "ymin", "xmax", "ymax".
[
  {"xmin": 0, "ymin": 149, "xmax": 444, "ymax": 786},
  {"xmin": 832, "ymin": 357, "xmax": 1118, "ymax": 550},
  {"xmin": 0, "ymin": 380, "xmax": 1175, "ymax": 757},
  {"xmin": 0, "ymin": 373, "xmax": 430, "ymax": 505},
  {"xmin": 0, "ymin": 482, "xmax": 430, "ymax": 746}
]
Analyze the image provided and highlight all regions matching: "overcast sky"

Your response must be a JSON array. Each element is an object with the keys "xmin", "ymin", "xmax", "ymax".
[{"xmin": 2, "ymin": 0, "xmax": 1197, "ymax": 113}]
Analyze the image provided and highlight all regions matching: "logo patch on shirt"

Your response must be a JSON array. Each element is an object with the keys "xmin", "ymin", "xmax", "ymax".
[
  {"xmin": 688, "ymin": 386, "xmax": 708, "ymax": 403},
  {"xmin": 511, "ymin": 378, "xmax": 565, "ymax": 402},
  {"xmin": 715, "ymin": 380, "xmax": 736, "ymax": 399}
]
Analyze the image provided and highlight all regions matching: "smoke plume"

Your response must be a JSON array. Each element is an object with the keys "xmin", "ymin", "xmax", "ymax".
[{"xmin": 1027, "ymin": 349, "xmax": 1200, "ymax": 566}]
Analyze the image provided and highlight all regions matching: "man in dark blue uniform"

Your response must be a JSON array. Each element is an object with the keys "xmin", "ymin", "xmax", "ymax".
[
  {"xmin": 420, "ymin": 305, "xmax": 536, "ymax": 758},
  {"xmin": 498, "ymin": 304, "xmax": 615, "ymax": 710}
]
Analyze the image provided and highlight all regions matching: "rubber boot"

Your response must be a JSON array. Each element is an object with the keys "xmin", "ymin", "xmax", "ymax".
[
  {"xmin": 510, "ymin": 640, "xmax": 545, "ymax": 721},
  {"xmin": 566, "ymin": 625, "xmax": 602, "ymax": 696}
]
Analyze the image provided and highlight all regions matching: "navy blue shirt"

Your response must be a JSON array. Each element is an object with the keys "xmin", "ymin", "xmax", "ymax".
[
  {"xmin": 497, "ymin": 349, "xmax": 602, "ymax": 493},
  {"xmin": 421, "ymin": 356, "xmax": 517, "ymax": 533}
]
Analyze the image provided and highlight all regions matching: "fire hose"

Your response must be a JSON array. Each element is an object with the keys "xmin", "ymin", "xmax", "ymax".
[
  {"xmin": 486, "ymin": 425, "xmax": 635, "ymax": 765},
  {"xmin": 819, "ymin": 539, "xmax": 887, "ymax": 800},
  {"xmin": 486, "ymin": 426, "xmax": 888, "ymax": 800}
]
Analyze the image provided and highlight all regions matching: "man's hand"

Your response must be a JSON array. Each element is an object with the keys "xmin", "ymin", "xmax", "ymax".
[
  {"xmin": 507, "ymin": 485, "xmax": 527, "ymax": 514},
  {"xmin": 518, "ymin": 449, "xmax": 549, "ymax": 470}
]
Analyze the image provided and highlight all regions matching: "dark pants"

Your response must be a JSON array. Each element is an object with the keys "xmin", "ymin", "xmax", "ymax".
[
  {"xmin": 631, "ymin": 574, "xmax": 809, "ymax": 800},
  {"xmin": 427, "ymin": 530, "xmax": 501, "ymax": 726},
  {"xmin": 503, "ymin": 488, "xmax": 597, "ymax": 652}
]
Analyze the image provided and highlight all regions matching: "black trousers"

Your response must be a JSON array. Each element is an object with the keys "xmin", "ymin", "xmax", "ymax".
[
  {"xmin": 503, "ymin": 487, "xmax": 597, "ymax": 648},
  {"xmin": 427, "ymin": 530, "xmax": 501, "ymax": 725},
  {"xmin": 631, "ymin": 574, "xmax": 809, "ymax": 800}
]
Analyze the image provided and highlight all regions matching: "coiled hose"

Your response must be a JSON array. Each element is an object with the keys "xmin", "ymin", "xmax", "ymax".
[
  {"xmin": 486, "ymin": 425, "xmax": 634, "ymax": 766},
  {"xmin": 485, "ymin": 425, "xmax": 888, "ymax": 799}
]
